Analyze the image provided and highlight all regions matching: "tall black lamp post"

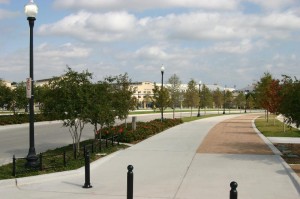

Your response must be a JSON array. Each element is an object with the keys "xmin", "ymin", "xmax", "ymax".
[
  {"xmin": 25, "ymin": 0, "xmax": 38, "ymax": 167},
  {"xmin": 160, "ymin": 65, "xmax": 165, "ymax": 122},
  {"xmin": 197, "ymin": 81, "xmax": 201, "ymax": 117},
  {"xmin": 223, "ymin": 86, "xmax": 226, "ymax": 114}
]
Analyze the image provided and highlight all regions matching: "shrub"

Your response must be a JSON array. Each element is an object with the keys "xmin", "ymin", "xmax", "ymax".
[{"xmin": 99, "ymin": 118, "xmax": 183, "ymax": 143}]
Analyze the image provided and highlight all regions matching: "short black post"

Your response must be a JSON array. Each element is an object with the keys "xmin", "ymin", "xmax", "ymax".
[
  {"xmin": 83, "ymin": 145, "xmax": 86, "ymax": 157},
  {"xmin": 230, "ymin": 181, "xmax": 238, "ymax": 199},
  {"xmin": 39, "ymin": 153, "xmax": 43, "ymax": 171},
  {"xmin": 127, "ymin": 165, "xmax": 134, "ymax": 199},
  {"xmin": 99, "ymin": 139, "xmax": 102, "ymax": 152},
  {"xmin": 63, "ymin": 151, "xmax": 66, "ymax": 167},
  {"xmin": 117, "ymin": 135, "xmax": 120, "ymax": 145},
  {"xmin": 106, "ymin": 138, "xmax": 108, "ymax": 148},
  {"xmin": 12, "ymin": 155, "xmax": 16, "ymax": 177},
  {"xmin": 91, "ymin": 143, "xmax": 94, "ymax": 153},
  {"xmin": 83, "ymin": 151, "xmax": 92, "ymax": 188},
  {"xmin": 112, "ymin": 134, "xmax": 114, "ymax": 146}
]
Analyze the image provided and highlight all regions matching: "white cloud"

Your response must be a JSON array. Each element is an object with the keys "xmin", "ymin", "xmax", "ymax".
[
  {"xmin": 36, "ymin": 43, "xmax": 91, "ymax": 59},
  {"xmin": 0, "ymin": 9, "xmax": 19, "ymax": 20},
  {"xmin": 39, "ymin": 11, "xmax": 300, "ymax": 44},
  {"xmin": 246, "ymin": 0, "xmax": 298, "ymax": 10},
  {"xmin": 38, "ymin": 11, "xmax": 137, "ymax": 42},
  {"xmin": 260, "ymin": 12, "xmax": 300, "ymax": 30},
  {"xmin": 207, "ymin": 40, "xmax": 253, "ymax": 54},
  {"xmin": 53, "ymin": 0, "xmax": 239, "ymax": 11},
  {"xmin": 135, "ymin": 46, "xmax": 169, "ymax": 60}
]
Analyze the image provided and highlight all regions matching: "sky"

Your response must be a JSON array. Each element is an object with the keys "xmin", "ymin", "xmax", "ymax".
[{"xmin": 1, "ymin": 0, "xmax": 300, "ymax": 89}]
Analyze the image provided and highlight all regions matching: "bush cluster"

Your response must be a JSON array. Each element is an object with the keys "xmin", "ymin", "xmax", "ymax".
[
  {"xmin": 99, "ymin": 118, "xmax": 183, "ymax": 143},
  {"xmin": 0, "ymin": 114, "xmax": 55, "ymax": 125}
]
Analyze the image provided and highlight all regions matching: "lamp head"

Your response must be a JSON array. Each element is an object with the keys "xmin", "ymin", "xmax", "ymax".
[
  {"xmin": 199, "ymin": 81, "xmax": 202, "ymax": 85},
  {"xmin": 25, "ymin": 0, "xmax": 38, "ymax": 18},
  {"xmin": 161, "ymin": 65, "xmax": 165, "ymax": 72}
]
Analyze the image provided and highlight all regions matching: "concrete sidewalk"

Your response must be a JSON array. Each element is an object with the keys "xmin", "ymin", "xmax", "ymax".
[{"xmin": 1, "ymin": 114, "xmax": 300, "ymax": 199}]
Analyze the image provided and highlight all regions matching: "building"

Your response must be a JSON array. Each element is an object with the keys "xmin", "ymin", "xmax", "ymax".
[{"xmin": 131, "ymin": 81, "xmax": 155, "ymax": 108}]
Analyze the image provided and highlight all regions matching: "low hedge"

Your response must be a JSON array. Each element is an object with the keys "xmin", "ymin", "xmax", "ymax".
[
  {"xmin": 99, "ymin": 118, "xmax": 183, "ymax": 143},
  {"xmin": 0, "ymin": 114, "xmax": 56, "ymax": 125}
]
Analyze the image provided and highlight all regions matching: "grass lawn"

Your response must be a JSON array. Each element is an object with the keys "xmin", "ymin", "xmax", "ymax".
[
  {"xmin": 0, "ymin": 140, "xmax": 127, "ymax": 180},
  {"xmin": 255, "ymin": 115, "xmax": 300, "ymax": 137},
  {"xmin": 181, "ymin": 114, "xmax": 222, "ymax": 122}
]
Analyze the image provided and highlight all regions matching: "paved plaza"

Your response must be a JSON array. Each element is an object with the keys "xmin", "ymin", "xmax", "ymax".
[{"xmin": 0, "ymin": 114, "xmax": 300, "ymax": 199}]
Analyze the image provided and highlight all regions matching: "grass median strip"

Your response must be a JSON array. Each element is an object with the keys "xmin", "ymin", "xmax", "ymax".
[{"xmin": 255, "ymin": 115, "xmax": 300, "ymax": 137}]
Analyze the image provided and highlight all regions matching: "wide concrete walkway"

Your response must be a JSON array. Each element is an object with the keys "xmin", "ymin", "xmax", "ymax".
[{"xmin": 1, "ymin": 114, "xmax": 300, "ymax": 199}]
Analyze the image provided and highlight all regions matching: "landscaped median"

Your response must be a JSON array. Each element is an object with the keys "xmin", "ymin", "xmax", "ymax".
[
  {"xmin": 255, "ymin": 115, "xmax": 300, "ymax": 176},
  {"xmin": 0, "ymin": 118, "xmax": 183, "ymax": 180}
]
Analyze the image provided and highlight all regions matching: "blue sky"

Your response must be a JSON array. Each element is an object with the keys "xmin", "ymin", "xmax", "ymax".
[{"xmin": 1, "ymin": 0, "xmax": 300, "ymax": 89}]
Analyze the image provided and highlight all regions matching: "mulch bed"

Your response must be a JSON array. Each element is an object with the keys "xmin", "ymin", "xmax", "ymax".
[{"xmin": 274, "ymin": 143, "xmax": 300, "ymax": 164}]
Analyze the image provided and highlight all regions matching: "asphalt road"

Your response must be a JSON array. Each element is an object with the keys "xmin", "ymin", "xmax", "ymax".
[{"xmin": 0, "ymin": 110, "xmax": 253, "ymax": 165}]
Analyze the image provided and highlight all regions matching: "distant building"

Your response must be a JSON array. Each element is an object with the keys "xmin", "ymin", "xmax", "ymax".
[{"xmin": 130, "ymin": 81, "xmax": 155, "ymax": 108}]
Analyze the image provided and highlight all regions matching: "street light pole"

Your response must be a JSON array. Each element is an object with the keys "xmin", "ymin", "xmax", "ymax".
[
  {"xmin": 25, "ymin": 0, "xmax": 38, "ymax": 167},
  {"xmin": 197, "ymin": 81, "xmax": 201, "ymax": 117},
  {"xmin": 161, "ymin": 65, "xmax": 165, "ymax": 122}
]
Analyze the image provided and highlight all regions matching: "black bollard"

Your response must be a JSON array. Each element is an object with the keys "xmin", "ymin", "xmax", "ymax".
[
  {"xmin": 83, "ymin": 151, "xmax": 92, "ymax": 188},
  {"xmin": 12, "ymin": 155, "xmax": 16, "ymax": 177},
  {"xmin": 91, "ymin": 143, "xmax": 94, "ymax": 153},
  {"xmin": 127, "ymin": 165, "xmax": 134, "ymax": 199},
  {"xmin": 230, "ymin": 181, "xmax": 238, "ymax": 199}
]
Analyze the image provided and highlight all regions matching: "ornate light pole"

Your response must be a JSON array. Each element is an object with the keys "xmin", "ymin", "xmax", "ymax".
[
  {"xmin": 160, "ymin": 65, "xmax": 165, "ymax": 122},
  {"xmin": 24, "ymin": 0, "xmax": 38, "ymax": 167},
  {"xmin": 197, "ymin": 81, "xmax": 201, "ymax": 117}
]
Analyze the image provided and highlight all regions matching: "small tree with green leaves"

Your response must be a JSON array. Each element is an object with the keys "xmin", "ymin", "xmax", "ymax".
[
  {"xmin": 279, "ymin": 76, "xmax": 300, "ymax": 127},
  {"xmin": 152, "ymin": 84, "xmax": 170, "ymax": 114},
  {"xmin": 0, "ymin": 80, "xmax": 13, "ymax": 111},
  {"xmin": 183, "ymin": 79, "xmax": 199, "ymax": 117},
  {"xmin": 41, "ymin": 67, "xmax": 92, "ymax": 153},
  {"xmin": 167, "ymin": 74, "xmax": 182, "ymax": 118},
  {"xmin": 213, "ymin": 88, "xmax": 223, "ymax": 114}
]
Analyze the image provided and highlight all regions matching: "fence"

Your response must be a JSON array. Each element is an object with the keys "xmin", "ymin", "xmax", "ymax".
[{"xmin": 12, "ymin": 135, "xmax": 121, "ymax": 178}]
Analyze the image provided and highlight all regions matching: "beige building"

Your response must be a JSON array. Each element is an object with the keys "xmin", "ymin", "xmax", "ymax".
[{"xmin": 131, "ymin": 81, "xmax": 155, "ymax": 108}]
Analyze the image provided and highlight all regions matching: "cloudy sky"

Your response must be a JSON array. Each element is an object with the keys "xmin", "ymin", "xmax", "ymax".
[{"xmin": 1, "ymin": 0, "xmax": 300, "ymax": 88}]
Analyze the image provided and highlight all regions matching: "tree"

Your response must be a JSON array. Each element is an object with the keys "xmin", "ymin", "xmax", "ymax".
[
  {"xmin": 143, "ymin": 93, "xmax": 152, "ymax": 108},
  {"xmin": 201, "ymin": 84, "xmax": 213, "ymax": 113},
  {"xmin": 213, "ymin": 88, "xmax": 223, "ymax": 114},
  {"xmin": 41, "ymin": 67, "xmax": 92, "ymax": 153},
  {"xmin": 225, "ymin": 90, "xmax": 233, "ymax": 113},
  {"xmin": 167, "ymin": 74, "xmax": 181, "ymax": 119},
  {"xmin": 152, "ymin": 84, "xmax": 170, "ymax": 114},
  {"xmin": 109, "ymin": 73, "xmax": 135, "ymax": 121},
  {"xmin": 279, "ymin": 76, "xmax": 300, "ymax": 127},
  {"xmin": 12, "ymin": 82, "xmax": 28, "ymax": 113},
  {"xmin": 0, "ymin": 80, "xmax": 13, "ymax": 111},
  {"xmin": 183, "ymin": 79, "xmax": 198, "ymax": 117},
  {"xmin": 234, "ymin": 92, "xmax": 245, "ymax": 113},
  {"xmin": 86, "ymin": 81, "xmax": 114, "ymax": 141},
  {"xmin": 267, "ymin": 79, "xmax": 282, "ymax": 115},
  {"xmin": 254, "ymin": 72, "xmax": 273, "ymax": 122}
]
